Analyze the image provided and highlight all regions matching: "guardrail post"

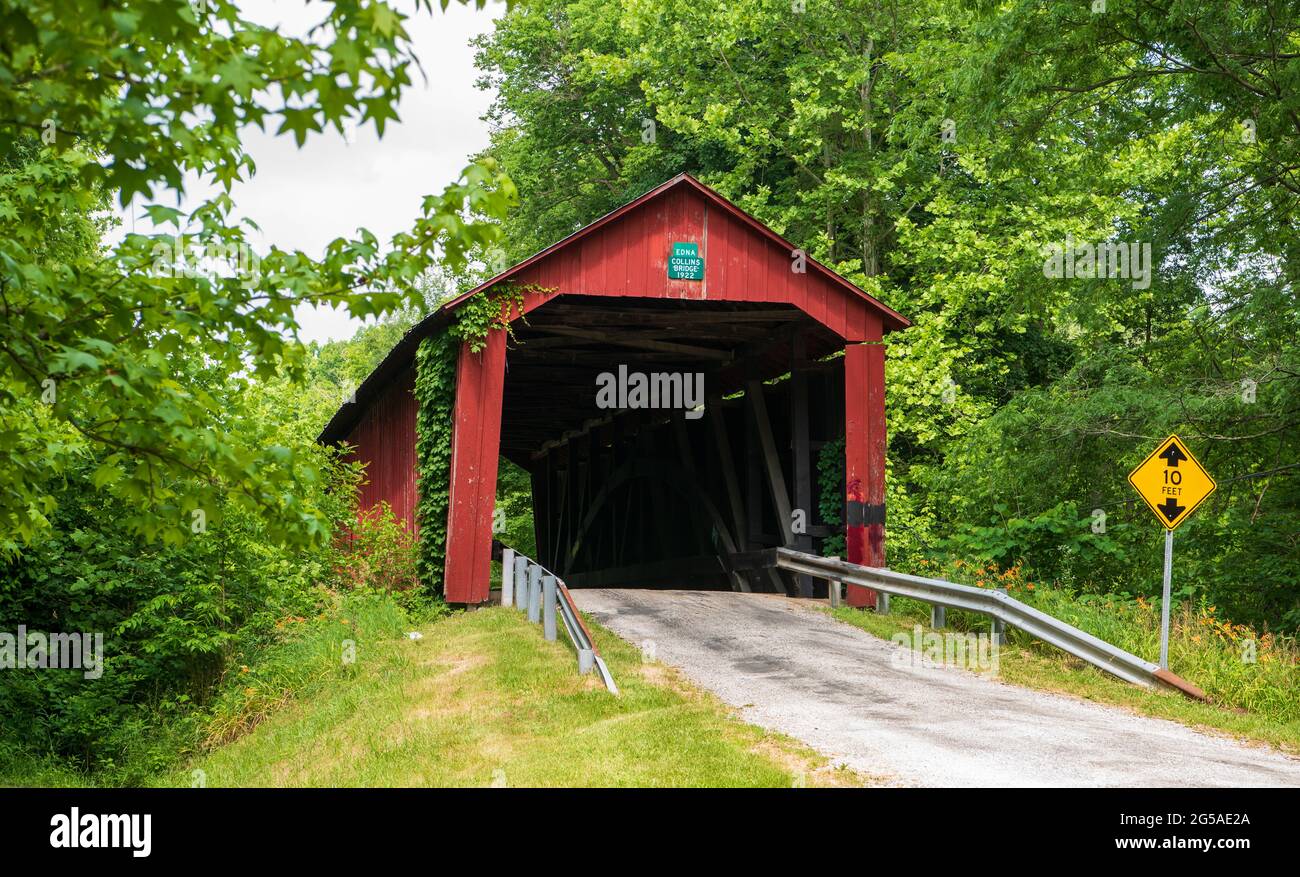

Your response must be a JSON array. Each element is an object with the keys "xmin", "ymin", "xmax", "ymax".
[
  {"xmin": 527, "ymin": 563, "xmax": 542, "ymax": 624},
  {"xmin": 578, "ymin": 648, "xmax": 595, "ymax": 675},
  {"xmin": 500, "ymin": 548, "xmax": 515, "ymax": 607},
  {"xmin": 991, "ymin": 589, "xmax": 1006, "ymax": 645},
  {"xmin": 542, "ymin": 575, "xmax": 557, "ymax": 641},
  {"xmin": 828, "ymin": 556, "xmax": 841, "ymax": 608},
  {"xmin": 514, "ymin": 557, "xmax": 528, "ymax": 612},
  {"xmin": 931, "ymin": 605, "xmax": 946, "ymax": 629},
  {"xmin": 877, "ymin": 592, "xmax": 890, "ymax": 615}
]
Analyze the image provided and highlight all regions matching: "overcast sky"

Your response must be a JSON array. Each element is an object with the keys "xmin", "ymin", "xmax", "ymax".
[{"xmin": 117, "ymin": 1, "xmax": 503, "ymax": 344}]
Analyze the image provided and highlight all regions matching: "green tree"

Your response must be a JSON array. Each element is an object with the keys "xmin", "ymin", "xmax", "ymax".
[
  {"xmin": 471, "ymin": 0, "xmax": 1299, "ymax": 628},
  {"xmin": 0, "ymin": 0, "xmax": 515, "ymax": 554}
]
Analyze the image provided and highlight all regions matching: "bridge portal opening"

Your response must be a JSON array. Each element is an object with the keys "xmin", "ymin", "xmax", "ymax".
[{"xmin": 502, "ymin": 297, "xmax": 847, "ymax": 595}]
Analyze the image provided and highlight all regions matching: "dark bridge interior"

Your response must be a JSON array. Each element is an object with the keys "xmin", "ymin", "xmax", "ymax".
[{"xmin": 499, "ymin": 296, "xmax": 850, "ymax": 594}]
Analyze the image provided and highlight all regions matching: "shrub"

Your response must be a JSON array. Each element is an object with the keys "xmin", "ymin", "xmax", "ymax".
[
  {"xmin": 338, "ymin": 503, "xmax": 420, "ymax": 592},
  {"xmin": 0, "ymin": 447, "xmax": 360, "ymax": 775}
]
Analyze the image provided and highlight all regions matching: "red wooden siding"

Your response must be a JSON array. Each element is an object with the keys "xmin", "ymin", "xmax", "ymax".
[
  {"xmin": 344, "ymin": 367, "xmax": 418, "ymax": 532},
  {"xmin": 493, "ymin": 185, "xmax": 885, "ymax": 343}
]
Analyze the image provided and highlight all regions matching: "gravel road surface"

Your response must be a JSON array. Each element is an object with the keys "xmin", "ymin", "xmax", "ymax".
[{"xmin": 572, "ymin": 589, "xmax": 1300, "ymax": 787}]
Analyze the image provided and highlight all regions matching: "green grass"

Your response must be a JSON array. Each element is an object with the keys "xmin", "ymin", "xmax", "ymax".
[
  {"xmin": 826, "ymin": 589, "xmax": 1300, "ymax": 754},
  {"xmin": 198, "ymin": 589, "xmax": 437, "ymax": 751},
  {"xmin": 0, "ymin": 747, "xmax": 93, "ymax": 787},
  {"xmin": 158, "ymin": 605, "xmax": 869, "ymax": 788}
]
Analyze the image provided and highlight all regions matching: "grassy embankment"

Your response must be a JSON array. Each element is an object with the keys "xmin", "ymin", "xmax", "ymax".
[{"xmin": 149, "ymin": 602, "xmax": 870, "ymax": 787}]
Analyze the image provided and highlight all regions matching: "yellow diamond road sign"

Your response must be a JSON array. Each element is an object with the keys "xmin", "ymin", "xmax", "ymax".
[{"xmin": 1127, "ymin": 434, "xmax": 1216, "ymax": 531}]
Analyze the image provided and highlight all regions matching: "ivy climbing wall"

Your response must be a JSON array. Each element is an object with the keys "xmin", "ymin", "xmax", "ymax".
[{"xmin": 413, "ymin": 329, "xmax": 458, "ymax": 595}]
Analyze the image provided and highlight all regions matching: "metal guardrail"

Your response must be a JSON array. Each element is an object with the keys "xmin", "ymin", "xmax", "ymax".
[
  {"xmin": 499, "ymin": 547, "xmax": 619, "ymax": 695},
  {"xmin": 774, "ymin": 548, "xmax": 1199, "ymax": 693}
]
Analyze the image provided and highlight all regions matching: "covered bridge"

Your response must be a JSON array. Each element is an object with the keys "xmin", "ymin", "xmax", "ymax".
[{"xmin": 318, "ymin": 174, "xmax": 909, "ymax": 605}]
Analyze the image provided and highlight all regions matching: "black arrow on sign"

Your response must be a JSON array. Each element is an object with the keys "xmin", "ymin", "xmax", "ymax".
[
  {"xmin": 1158, "ymin": 441, "xmax": 1188, "ymax": 467},
  {"xmin": 1158, "ymin": 497, "xmax": 1185, "ymax": 522}
]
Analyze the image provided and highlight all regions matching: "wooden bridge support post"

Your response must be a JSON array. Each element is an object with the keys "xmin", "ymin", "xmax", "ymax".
[
  {"xmin": 746, "ymin": 378, "xmax": 797, "ymax": 595},
  {"xmin": 444, "ymin": 330, "xmax": 507, "ymax": 604},
  {"xmin": 709, "ymin": 393, "xmax": 756, "ymax": 592},
  {"xmin": 531, "ymin": 457, "xmax": 550, "ymax": 573},
  {"xmin": 790, "ymin": 332, "xmax": 816, "ymax": 597},
  {"xmin": 844, "ymin": 341, "xmax": 886, "ymax": 608}
]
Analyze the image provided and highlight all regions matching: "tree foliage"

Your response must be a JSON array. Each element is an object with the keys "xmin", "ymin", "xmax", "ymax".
[
  {"xmin": 472, "ymin": 0, "xmax": 1300, "ymax": 629},
  {"xmin": 0, "ymin": 0, "xmax": 516, "ymax": 553},
  {"xmin": 0, "ymin": 0, "xmax": 513, "ymax": 775}
]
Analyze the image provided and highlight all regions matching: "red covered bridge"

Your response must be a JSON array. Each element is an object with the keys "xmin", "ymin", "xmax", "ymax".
[{"xmin": 318, "ymin": 174, "xmax": 909, "ymax": 605}]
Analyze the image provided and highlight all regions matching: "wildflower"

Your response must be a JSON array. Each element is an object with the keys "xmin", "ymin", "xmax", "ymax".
[{"xmin": 240, "ymin": 665, "xmax": 250, "ymax": 674}]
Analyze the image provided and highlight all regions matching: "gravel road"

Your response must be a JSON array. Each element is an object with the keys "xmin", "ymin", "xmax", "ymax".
[{"xmin": 572, "ymin": 589, "xmax": 1300, "ymax": 787}]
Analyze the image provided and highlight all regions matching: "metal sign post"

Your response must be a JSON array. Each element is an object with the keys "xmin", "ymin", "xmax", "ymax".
[{"xmin": 1160, "ymin": 529, "xmax": 1173, "ymax": 669}]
